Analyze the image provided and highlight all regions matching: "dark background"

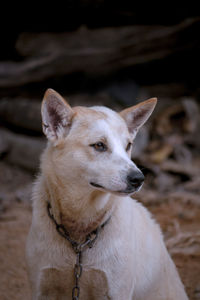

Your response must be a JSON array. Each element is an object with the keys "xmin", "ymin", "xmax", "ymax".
[{"xmin": 0, "ymin": 3, "xmax": 200, "ymax": 99}]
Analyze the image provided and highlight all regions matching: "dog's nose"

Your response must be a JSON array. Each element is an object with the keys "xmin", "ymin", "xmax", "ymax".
[{"xmin": 127, "ymin": 170, "xmax": 145, "ymax": 189}]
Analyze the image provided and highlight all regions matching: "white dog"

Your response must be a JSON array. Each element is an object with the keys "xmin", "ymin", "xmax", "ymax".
[{"xmin": 26, "ymin": 89, "xmax": 188, "ymax": 299}]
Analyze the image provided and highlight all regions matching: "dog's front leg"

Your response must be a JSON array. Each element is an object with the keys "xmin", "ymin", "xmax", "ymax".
[
  {"xmin": 37, "ymin": 295, "xmax": 54, "ymax": 300},
  {"xmin": 35, "ymin": 267, "xmax": 69, "ymax": 300},
  {"xmin": 131, "ymin": 252, "xmax": 188, "ymax": 300},
  {"xmin": 36, "ymin": 293, "xmax": 66, "ymax": 300}
]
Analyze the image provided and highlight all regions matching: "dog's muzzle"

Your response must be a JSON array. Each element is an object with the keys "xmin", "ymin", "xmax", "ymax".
[
  {"xmin": 126, "ymin": 169, "xmax": 144, "ymax": 190},
  {"xmin": 118, "ymin": 169, "xmax": 145, "ymax": 194},
  {"xmin": 90, "ymin": 169, "xmax": 144, "ymax": 195}
]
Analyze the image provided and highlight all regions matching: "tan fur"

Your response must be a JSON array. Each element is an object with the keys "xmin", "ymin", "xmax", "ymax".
[{"xmin": 26, "ymin": 89, "xmax": 188, "ymax": 299}]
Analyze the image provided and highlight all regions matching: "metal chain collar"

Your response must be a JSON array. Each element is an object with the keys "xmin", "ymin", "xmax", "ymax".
[{"xmin": 47, "ymin": 202, "xmax": 110, "ymax": 300}]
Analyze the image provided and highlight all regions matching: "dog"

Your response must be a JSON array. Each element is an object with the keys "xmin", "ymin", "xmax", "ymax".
[{"xmin": 26, "ymin": 88, "xmax": 188, "ymax": 299}]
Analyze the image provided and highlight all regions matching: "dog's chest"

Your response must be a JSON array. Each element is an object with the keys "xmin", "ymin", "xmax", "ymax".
[
  {"xmin": 38, "ymin": 266, "xmax": 110, "ymax": 299},
  {"xmin": 37, "ymin": 247, "xmax": 135, "ymax": 300}
]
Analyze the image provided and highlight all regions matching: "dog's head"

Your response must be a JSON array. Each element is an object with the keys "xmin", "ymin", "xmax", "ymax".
[{"xmin": 41, "ymin": 89, "xmax": 157, "ymax": 195}]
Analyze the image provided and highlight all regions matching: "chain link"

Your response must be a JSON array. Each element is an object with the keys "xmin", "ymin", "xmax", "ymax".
[
  {"xmin": 72, "ymin": 251, "xmax": 82, "ymax": 300},
  {"xmin": 47, "ymin": 202, "xmax": 110, "ymax": 300},
  {"xmin": 71, "ymin": 230, "xmax": 100, "ymax": 299}
]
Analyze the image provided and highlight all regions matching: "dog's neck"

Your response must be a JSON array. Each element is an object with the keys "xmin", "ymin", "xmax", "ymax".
[{"xmin": 43, "ymin": 175, "xmax": 114, "ymax": 241}]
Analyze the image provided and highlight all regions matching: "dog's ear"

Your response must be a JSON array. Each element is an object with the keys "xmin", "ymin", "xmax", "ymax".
[
  {"xmin": 41, "ymin": 89, "xmax": 74, "ymax": 144},
  {"xmin": 120, "ymin": 98, "xmax": 157, "ymax": 138}
]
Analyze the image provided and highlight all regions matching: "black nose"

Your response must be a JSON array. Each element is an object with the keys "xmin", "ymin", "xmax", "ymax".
[{"xmin": 127, "ymin": 169, "xmax": 145, "ymax": 189}]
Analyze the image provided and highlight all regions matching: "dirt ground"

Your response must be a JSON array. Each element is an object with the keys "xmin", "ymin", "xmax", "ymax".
[{"xmin": 0, "ymin": 162, "xmax": 200, "ymax": 300}]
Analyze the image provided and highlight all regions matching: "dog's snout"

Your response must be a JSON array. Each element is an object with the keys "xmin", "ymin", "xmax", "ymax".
[{"xmin": 127, "ymin": 170, "xmax": 144, "ymax": 189}]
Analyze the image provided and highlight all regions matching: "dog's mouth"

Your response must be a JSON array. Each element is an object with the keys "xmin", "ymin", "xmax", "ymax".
[
  {"xmin": 116, "ymin": 188, "xmax": 137, "ymax": 195},
  {"xmin": 90, "ymin": 182, "xmax": 105, "ymax": 189},
  {"xmin": 117, "ymin": 190, "xmax": 134, "ymax": 194},
  {"xmin": 117, "ymin": 183, "xmax": 143, "ymax": 195},
  {"xmin": 90, "ymin": 182, "xmax": 140, "ymax": 195}
]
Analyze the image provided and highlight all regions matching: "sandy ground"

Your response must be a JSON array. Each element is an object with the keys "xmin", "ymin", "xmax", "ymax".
[
  {"xmin": 0, "ymin": 203, "xmax": 31, "ymax": 300},
  {"xmin": 0, "ymin": 162, "xmax": 200, "ymax": 300}
]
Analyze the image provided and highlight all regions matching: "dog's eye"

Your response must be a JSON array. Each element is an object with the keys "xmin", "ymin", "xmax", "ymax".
[
  {"xmin": 90, "ymin": 142, "xmax": 107, "ymax": 152},
  {"xmin": 126, "ymin": 142, "xmax": 132, "ymax": 152}
]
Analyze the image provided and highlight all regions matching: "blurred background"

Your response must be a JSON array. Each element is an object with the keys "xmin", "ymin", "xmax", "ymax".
[{"xmin": 0, "ymin": 3, "xmax": 200, "ymax": 299}]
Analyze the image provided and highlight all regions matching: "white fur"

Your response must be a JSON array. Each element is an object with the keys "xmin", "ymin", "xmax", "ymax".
[{"xmin": 26, "ymin": 90, "xmax": 188, "ymax": 299}]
